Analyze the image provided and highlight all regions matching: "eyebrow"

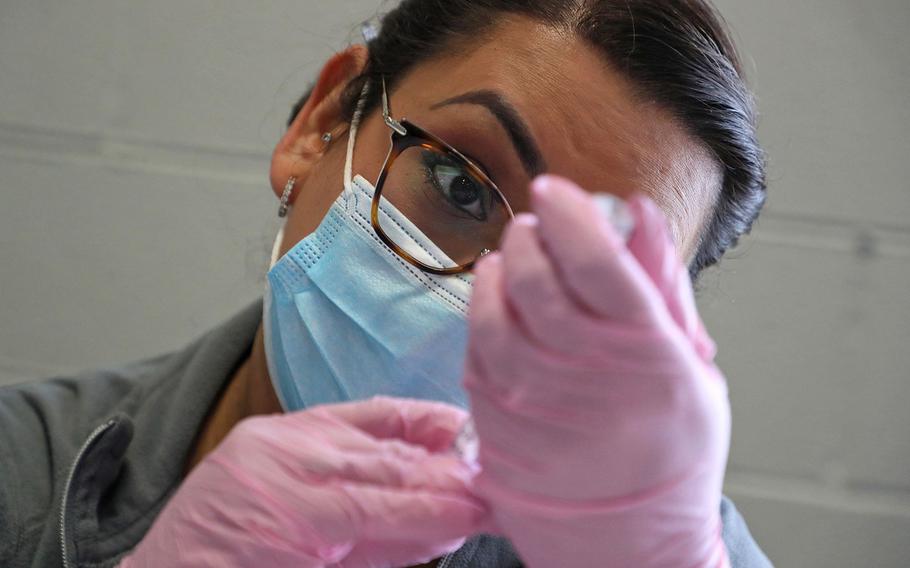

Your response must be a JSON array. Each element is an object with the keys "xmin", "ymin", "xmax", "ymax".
[{"xmin": 430, "ymin": 90, "xmax": 547, "ymax": 177}]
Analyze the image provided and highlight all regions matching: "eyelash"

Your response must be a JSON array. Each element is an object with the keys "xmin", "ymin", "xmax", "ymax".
[
  {"xmin": 453, "ymin": 149, "xmax": 496, "ymax": 184},
  {"xmin": 424, "ymin": 127, "xmax": 499, "ymax": 182}
]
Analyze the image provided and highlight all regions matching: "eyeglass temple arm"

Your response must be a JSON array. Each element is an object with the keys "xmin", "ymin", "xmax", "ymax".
[{"xmin": 381, "ymin": 77, "xmax": 408, "ymax": 136}]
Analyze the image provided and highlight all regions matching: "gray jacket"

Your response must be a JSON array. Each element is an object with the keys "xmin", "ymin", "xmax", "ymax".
[{"xmin": 0, "ymin": 301, "xmax": 773, "ymax": 567}]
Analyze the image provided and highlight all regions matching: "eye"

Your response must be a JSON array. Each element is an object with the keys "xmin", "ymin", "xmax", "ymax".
[
  {"xmin": 420, "ymin": 151, "xmax": 492, "ymax": 221},
  {"xmin": 433, "ymin": 164, "xmax": 484, "ymax": 212}
]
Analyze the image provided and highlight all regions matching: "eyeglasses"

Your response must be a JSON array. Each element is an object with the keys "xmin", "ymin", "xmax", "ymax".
[{"xmin": 368, "ymin": 78, "xmax": 515, "ymax": 276}]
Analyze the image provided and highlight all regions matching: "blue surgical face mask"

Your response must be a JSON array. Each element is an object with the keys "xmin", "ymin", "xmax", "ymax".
[{"xmin": 262, "ymin": 100, "xmax": 474, "ymax": 412}]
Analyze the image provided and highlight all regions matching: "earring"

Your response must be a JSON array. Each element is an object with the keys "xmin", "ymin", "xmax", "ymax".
[
  {"xmin": 278, "ymin": 176, "xmax": 297, "ymax": 218},
  {"xmin": 321, "ymin": 132, "xmax": 333, "ymax": 145}
]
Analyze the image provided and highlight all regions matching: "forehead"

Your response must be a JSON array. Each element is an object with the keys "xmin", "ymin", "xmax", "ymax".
[{"xmin": 398, "ymin": 17, "xmax": 722, "ymax": 253}]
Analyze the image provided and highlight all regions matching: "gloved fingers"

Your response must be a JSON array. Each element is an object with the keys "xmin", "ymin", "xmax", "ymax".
[
  {"xmin": 339, "ymin": 484, "xmax": 489, "ymax": 544},
  {"xmin": 499, "ymin": 213, "xmax": 615, "ymax": 354},
  {"xmin": 303, "ymin": 396, "xmax": 470, "ymax": 453},
  {"xmin": 530, "ymin": 175, "xmax": 667, "ymax": 325},
  {"xmin": 466, "ymin": 251, "xmax": 514, "ymax": 387},
  {"xmin": 691, "ymin": 316, "xmax": 719, "ymax": 363},
  {"xmin": 469, "ymin": 239, "xmax": 683, "ymax": 385},
  {"xmin": 230, "ymin": 412, "xmax": 391, "ymax": 458},
  {"xmin": 220, "ymin": 412, "xmax": 430, "ymax": 482},
  {"xmin": 464, "ymin": 352, "xmax": 691, "ymax": 462},
  {"xmin": 333, "ymin": 449, "xmax": 480, "ymax": 494},
  {"xmin": 257, "ymin": 432, "xmax": 479, "ymax": 494},
  {"xmin": 207, "ymin": 452, "xmax": 486, "ymax": 562},
  {"xmin": 628, "ymin": 194, "xmax": 719, "ymax": 363},
  {"xmin": 626, "ymin": 194, "xmax": 712, "ymax": 355},
  {"xmin": 470, "ymin": 253, "xmax": 636, "ymax": 407},
  {"xmin": 223, "ymin": 413, "xmax": 478, "ymax": 497},
  {"xmin": 228, "ymin": 467, "xmax": 485, "ymax": 560}
]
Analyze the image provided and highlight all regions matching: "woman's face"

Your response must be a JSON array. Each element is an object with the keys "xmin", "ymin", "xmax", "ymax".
[{"xmin": 270, "ymin": 17, "xmax": 722, "ymax": 264}]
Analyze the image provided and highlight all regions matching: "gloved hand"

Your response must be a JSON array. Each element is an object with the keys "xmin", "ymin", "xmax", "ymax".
[
  {"xmin": 120, "ymin": 397, "xmax": 489, "ymax": 568},
  {"xmin": 464, "ymin": 175, "xmax": 731, "ymax": 568}
]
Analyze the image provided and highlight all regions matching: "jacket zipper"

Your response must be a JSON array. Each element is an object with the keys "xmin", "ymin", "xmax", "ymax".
[
  {"xmin": 437, "ymin": 552, "xmax": 454, "ymax": 568},
  {"xmin": 59, "ymin": 419, "xmax": 117, "ymax": 568}
]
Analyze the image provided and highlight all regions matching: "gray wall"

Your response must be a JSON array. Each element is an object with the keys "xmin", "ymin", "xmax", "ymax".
[{"xmin": 1, "ymin": 1, "xmax": 908, "ymax": 566}]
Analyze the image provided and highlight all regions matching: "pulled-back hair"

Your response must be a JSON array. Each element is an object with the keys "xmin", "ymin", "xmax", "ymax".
[{"xmin": 290, "ymin": 0, "xmax": 767, "ymax": 280}]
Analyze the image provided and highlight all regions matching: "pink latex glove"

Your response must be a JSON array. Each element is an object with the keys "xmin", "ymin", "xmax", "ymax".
[
  {"xmin": 464, "ymin": 175, "xmax": 731, "ymax": 568},
  {"xmin": 120, "ymin": 397, "xmax": 489, "ymax": 568}
]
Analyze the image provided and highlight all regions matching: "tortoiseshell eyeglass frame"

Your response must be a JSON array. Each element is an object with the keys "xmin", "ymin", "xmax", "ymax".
[{"xmin": 369, "ymin": 78, "xmax": 515, "ymax": 276}]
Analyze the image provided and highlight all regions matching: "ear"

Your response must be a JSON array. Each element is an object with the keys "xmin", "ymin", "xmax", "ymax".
[{"xmin": 269, "ymin": 45, "xmax": 369, "ymax": 203}]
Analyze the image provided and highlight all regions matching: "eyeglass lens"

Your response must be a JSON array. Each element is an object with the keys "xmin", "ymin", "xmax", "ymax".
[{"xmin": 377, "ymin": 143, "xmax": 510, "ymax": 270}]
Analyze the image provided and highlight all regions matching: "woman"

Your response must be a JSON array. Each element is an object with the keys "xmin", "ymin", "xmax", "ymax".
[{"xmin": 0, "ymin": 1, "xmax": 771, "ymax": 566}]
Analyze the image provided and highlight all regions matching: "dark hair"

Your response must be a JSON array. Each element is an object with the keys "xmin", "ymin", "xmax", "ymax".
[{"xmin": 289, "ymin": 0, "xmax": 767, "ymax": 281}]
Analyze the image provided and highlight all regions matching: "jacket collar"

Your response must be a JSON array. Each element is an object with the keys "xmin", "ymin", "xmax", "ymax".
[{"xmin": 60, "ymin": 301, "xmax": 521, "ymax": 567}]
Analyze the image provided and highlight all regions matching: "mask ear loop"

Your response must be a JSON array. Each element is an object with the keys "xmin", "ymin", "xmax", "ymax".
[
  {"xmin": 269, "ymin": 226, "xmax": 286, "ymax": 268},
  {"xmin": 344, "ymin": 78, "xmax": 372, "ymax": 193},
  {"xmin": 270, "ymin": 78, "xmax": 373, "ymax": 269}
]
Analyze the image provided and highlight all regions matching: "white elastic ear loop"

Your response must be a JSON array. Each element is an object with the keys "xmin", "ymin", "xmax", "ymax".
[
  {"xmin": 270, "ymin": 79, "xmax": 372, "ymax": 270},
  {"xmin": 344, "ymin": 79, "xmax": 372, "ymax": 192},
  {"xmin": 269, "ymin": 225, "xmax": 286, "ymax": 269}
]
